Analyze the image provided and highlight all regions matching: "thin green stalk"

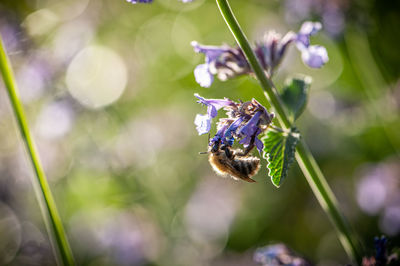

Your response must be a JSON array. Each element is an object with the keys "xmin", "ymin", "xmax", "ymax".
[
  {"xmin": 215, "ymin": 0, "xmax": 362, "ymax": 263},
  {"xmin": 0, "ymin": 36, "xmax": 75, "ymax": 265}
]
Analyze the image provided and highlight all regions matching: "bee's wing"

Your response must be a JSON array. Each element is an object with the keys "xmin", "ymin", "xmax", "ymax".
[{"xmin": 225, "ymin": 158, "xmax": 257, "ymax": 183}]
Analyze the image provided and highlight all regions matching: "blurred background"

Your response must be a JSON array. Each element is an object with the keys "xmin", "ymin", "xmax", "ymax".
[{"xmin": 0, "ymin": 0, "xmax": 399, "ymax": 265}]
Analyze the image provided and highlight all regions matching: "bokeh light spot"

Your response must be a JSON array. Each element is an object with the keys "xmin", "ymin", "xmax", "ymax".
[
  {"xmin": 0, "ymin": 203, "xmax": 21, "ymax": 265},
  {"xmin": 35, "ymin": 101, "xmax": 74, "ymax": 140},
  {"xmin": 66, "ymin": 45, "xmax": 127, "ymax": 109},
  {"xmin": 23, "ymin": 9, "xmax": 59, "ymax": 36}
]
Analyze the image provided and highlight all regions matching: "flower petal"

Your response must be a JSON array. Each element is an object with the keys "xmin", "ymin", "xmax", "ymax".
[
  {"xmin": 191, "ymin": 41, "xmax": 229, "ymax": 63},
  {"xmin": 301, "ymin": 45, "xmax": 329, "ymax": 68},
  {"xmin": 194, "ymin": 114, "xmax": 211, "ymax": 135},
  {"xmin": 239, "ymin": 111, "xmax": 262, "ymax": 137},
  {"xmin": 207, "ymin": 105, "xmax": 218, "ymax": 119},
  {"xmin": 194, "ymin": 93, "xmax": 234, "ymax": 110},
  {"xmin": 224, "ymin": 117, "xmax": 243, "ymax": 136},
  {"xmin": 239, "ymin": 135, "xmax": 251, "ymax": 146},
  {"xmin": 255, "ymin": 137, "xmax": 264, "ymax": 154},
  {"xmin": 194, "ymin": 64, "xmax": 214, "ymax": 88},
  {"xmin": 296, "ymin": 21, "xmax": 323, "ymax": 49}
]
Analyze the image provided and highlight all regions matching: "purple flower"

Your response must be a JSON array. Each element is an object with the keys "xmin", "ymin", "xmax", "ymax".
[
  {"xmin": 194, "ymin": 64, "xmax": 214, "ymax": 88},
  {"xmin": 284, "ymin": 0, "xmax": 346, "ymax": 37},
  {"xmin": 126, "ymin": 0, "xmax": 153, "ymax": 3},
  {"xmin": 254, "ymin": 244, "xmax": 311, "ymax": 266},
  {"xmin": 194, "ymin": 93, "xmax": 235, "ymax": 135},
  {"xmin": 294, "ymin": 21, "xmax": 329, "ymax": 68},
  {"xmin": 191, "ymin": 41, "xmax": 249, "ymax": 88},
  {"xmin": 191, "ymin": 21, "xmax": 328, "ymax": 87},
  {"xmin": 236, "ymin": 99, "xmax": 274, "ymax": 154},
  {"xmin": 194, "ymin": 94, "xmax": 274, "ymax": 154},
  {"xmin": 194, "ymin": 114, "xmax": 211, "ymax": 135},
  {"xmin": 300, "ymin": 45, "xmax": 328, "ymax": 68},
  {"xmin": 296, "ymin": 21, "xmax": 322, "ymax": 47}
]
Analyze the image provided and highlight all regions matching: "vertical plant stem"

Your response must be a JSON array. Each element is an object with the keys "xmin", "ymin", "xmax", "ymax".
[
  {"xmin": 0, "ymin": 36, "xmax": 75, "ymax": 265},
  {"xmin": 215, "ymin": 0, "xmax": 362, "ymax": 264}
]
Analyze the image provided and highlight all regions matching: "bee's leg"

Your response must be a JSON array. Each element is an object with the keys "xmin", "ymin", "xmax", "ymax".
[
  {"xmin": 236, "ymin": 135, "xmax": 256, "ymax": 156},
  {"xmin": 221, "ymin": 144, "xmax": 235, "ymax": 159}
]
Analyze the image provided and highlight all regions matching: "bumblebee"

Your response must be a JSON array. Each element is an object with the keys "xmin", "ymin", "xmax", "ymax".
[{"xmin": 207, "ymin": 140, "xmax": 260, "ymax": 183}]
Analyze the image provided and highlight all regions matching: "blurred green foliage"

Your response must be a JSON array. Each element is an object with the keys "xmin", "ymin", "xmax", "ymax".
[{"xmin": 0, "ymin": 0, "xmax": 399, "ymax": 265}]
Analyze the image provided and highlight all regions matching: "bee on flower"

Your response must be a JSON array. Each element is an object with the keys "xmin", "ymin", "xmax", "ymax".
[{"xmin": 194, "ymin": 94, "xmax": 274, "ymax": 182}]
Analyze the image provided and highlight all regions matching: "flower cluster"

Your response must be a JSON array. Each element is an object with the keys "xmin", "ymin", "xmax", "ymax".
[
  {"xmin": 361, "ymin": 236, "xmax": 399, "ymax": 266},
  {"xmin": 191, "ymin": 41, "xmax": 250, "ymax": 88},
  {"xmin": 192, "ymin": 21, "xmax": 328, "ymax": 87},
  {"xmin": 194, "ymin": 94, "xmax": 274, "ymax": 154},
  {"xmin": 254, "ymin": 244, "xmax": 311, "ymax": 266}
]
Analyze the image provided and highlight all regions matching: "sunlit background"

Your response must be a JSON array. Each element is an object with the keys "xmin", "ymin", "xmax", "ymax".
[{"xmin": 0, "ymin": 0, "xmax": 399, "ymax": 265}]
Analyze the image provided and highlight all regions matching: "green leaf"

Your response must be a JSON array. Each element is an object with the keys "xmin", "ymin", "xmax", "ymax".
[
  {"xmin": 280, "ymin": 76, "xmax": 311, "ymax": 122},
  {"xmin": 262, "ymin": 128, "xmax": 300, "ymax": 187}
]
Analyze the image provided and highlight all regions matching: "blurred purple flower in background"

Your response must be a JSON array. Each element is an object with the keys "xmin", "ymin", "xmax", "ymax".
[
  {"xmin": 126, "ymin": 0, "xmax": 153, "ymax": 3},
  {"xmin": 254, "ymin": 243, "xmax": 311, "ymax": 266},
  {"xmin": 284, "ymin": 0, "xmax": 347, "ymax": 36},
  {"xmin": 194, "ymin": 94, "xmax": 274, "ymax": 154},
  {"xmin": 126, "ymin": 0, "xmax": 193, "ymax": 4},
  {"xmin": 361, "ymin": 236, "xmax": 400, "ymax": 266},
  {"xmin": 295, "ymin": 22, "xmax": 329, "ymax": 68},
  {"xmin": 192, "ymin": 21, "xmax": 328, "ymax": 87},
  {"xmin": 356, "ymin": 159, "xmax": 400, "ymax": 236}
]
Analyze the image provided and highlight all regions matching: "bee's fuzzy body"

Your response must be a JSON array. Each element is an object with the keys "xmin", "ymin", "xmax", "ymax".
[{"xmin": 209, "ymin": 147, "xmax": 260, "ymax": 182}]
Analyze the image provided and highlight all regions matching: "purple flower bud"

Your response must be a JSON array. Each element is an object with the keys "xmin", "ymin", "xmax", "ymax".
[{"xmin": 256, "ymin": 31, "xmax": 296, "ymax": 75}]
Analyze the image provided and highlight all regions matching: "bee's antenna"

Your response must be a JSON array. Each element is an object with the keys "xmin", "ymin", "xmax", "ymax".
[{"xmin": 199, "ymin": 134, "xmax": 211, "ymax": 155}]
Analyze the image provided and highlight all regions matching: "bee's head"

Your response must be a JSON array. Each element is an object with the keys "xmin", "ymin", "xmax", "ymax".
[
  {"xmin": 210, "ymin": 140, "xmax": 220, "ymax": 153},
  {"xmin": 199, "ymin": 135, "xmax": 220, "ymax": 155}
]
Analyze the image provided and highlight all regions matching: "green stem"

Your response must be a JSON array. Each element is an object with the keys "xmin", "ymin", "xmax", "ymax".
[
  {"xmin": 0, "ymin": 36, "xmax": 75, "ymax": 265},
  {"xmin": 215, "ymin": 0, "xmax": 362, "ymax": 264}
]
